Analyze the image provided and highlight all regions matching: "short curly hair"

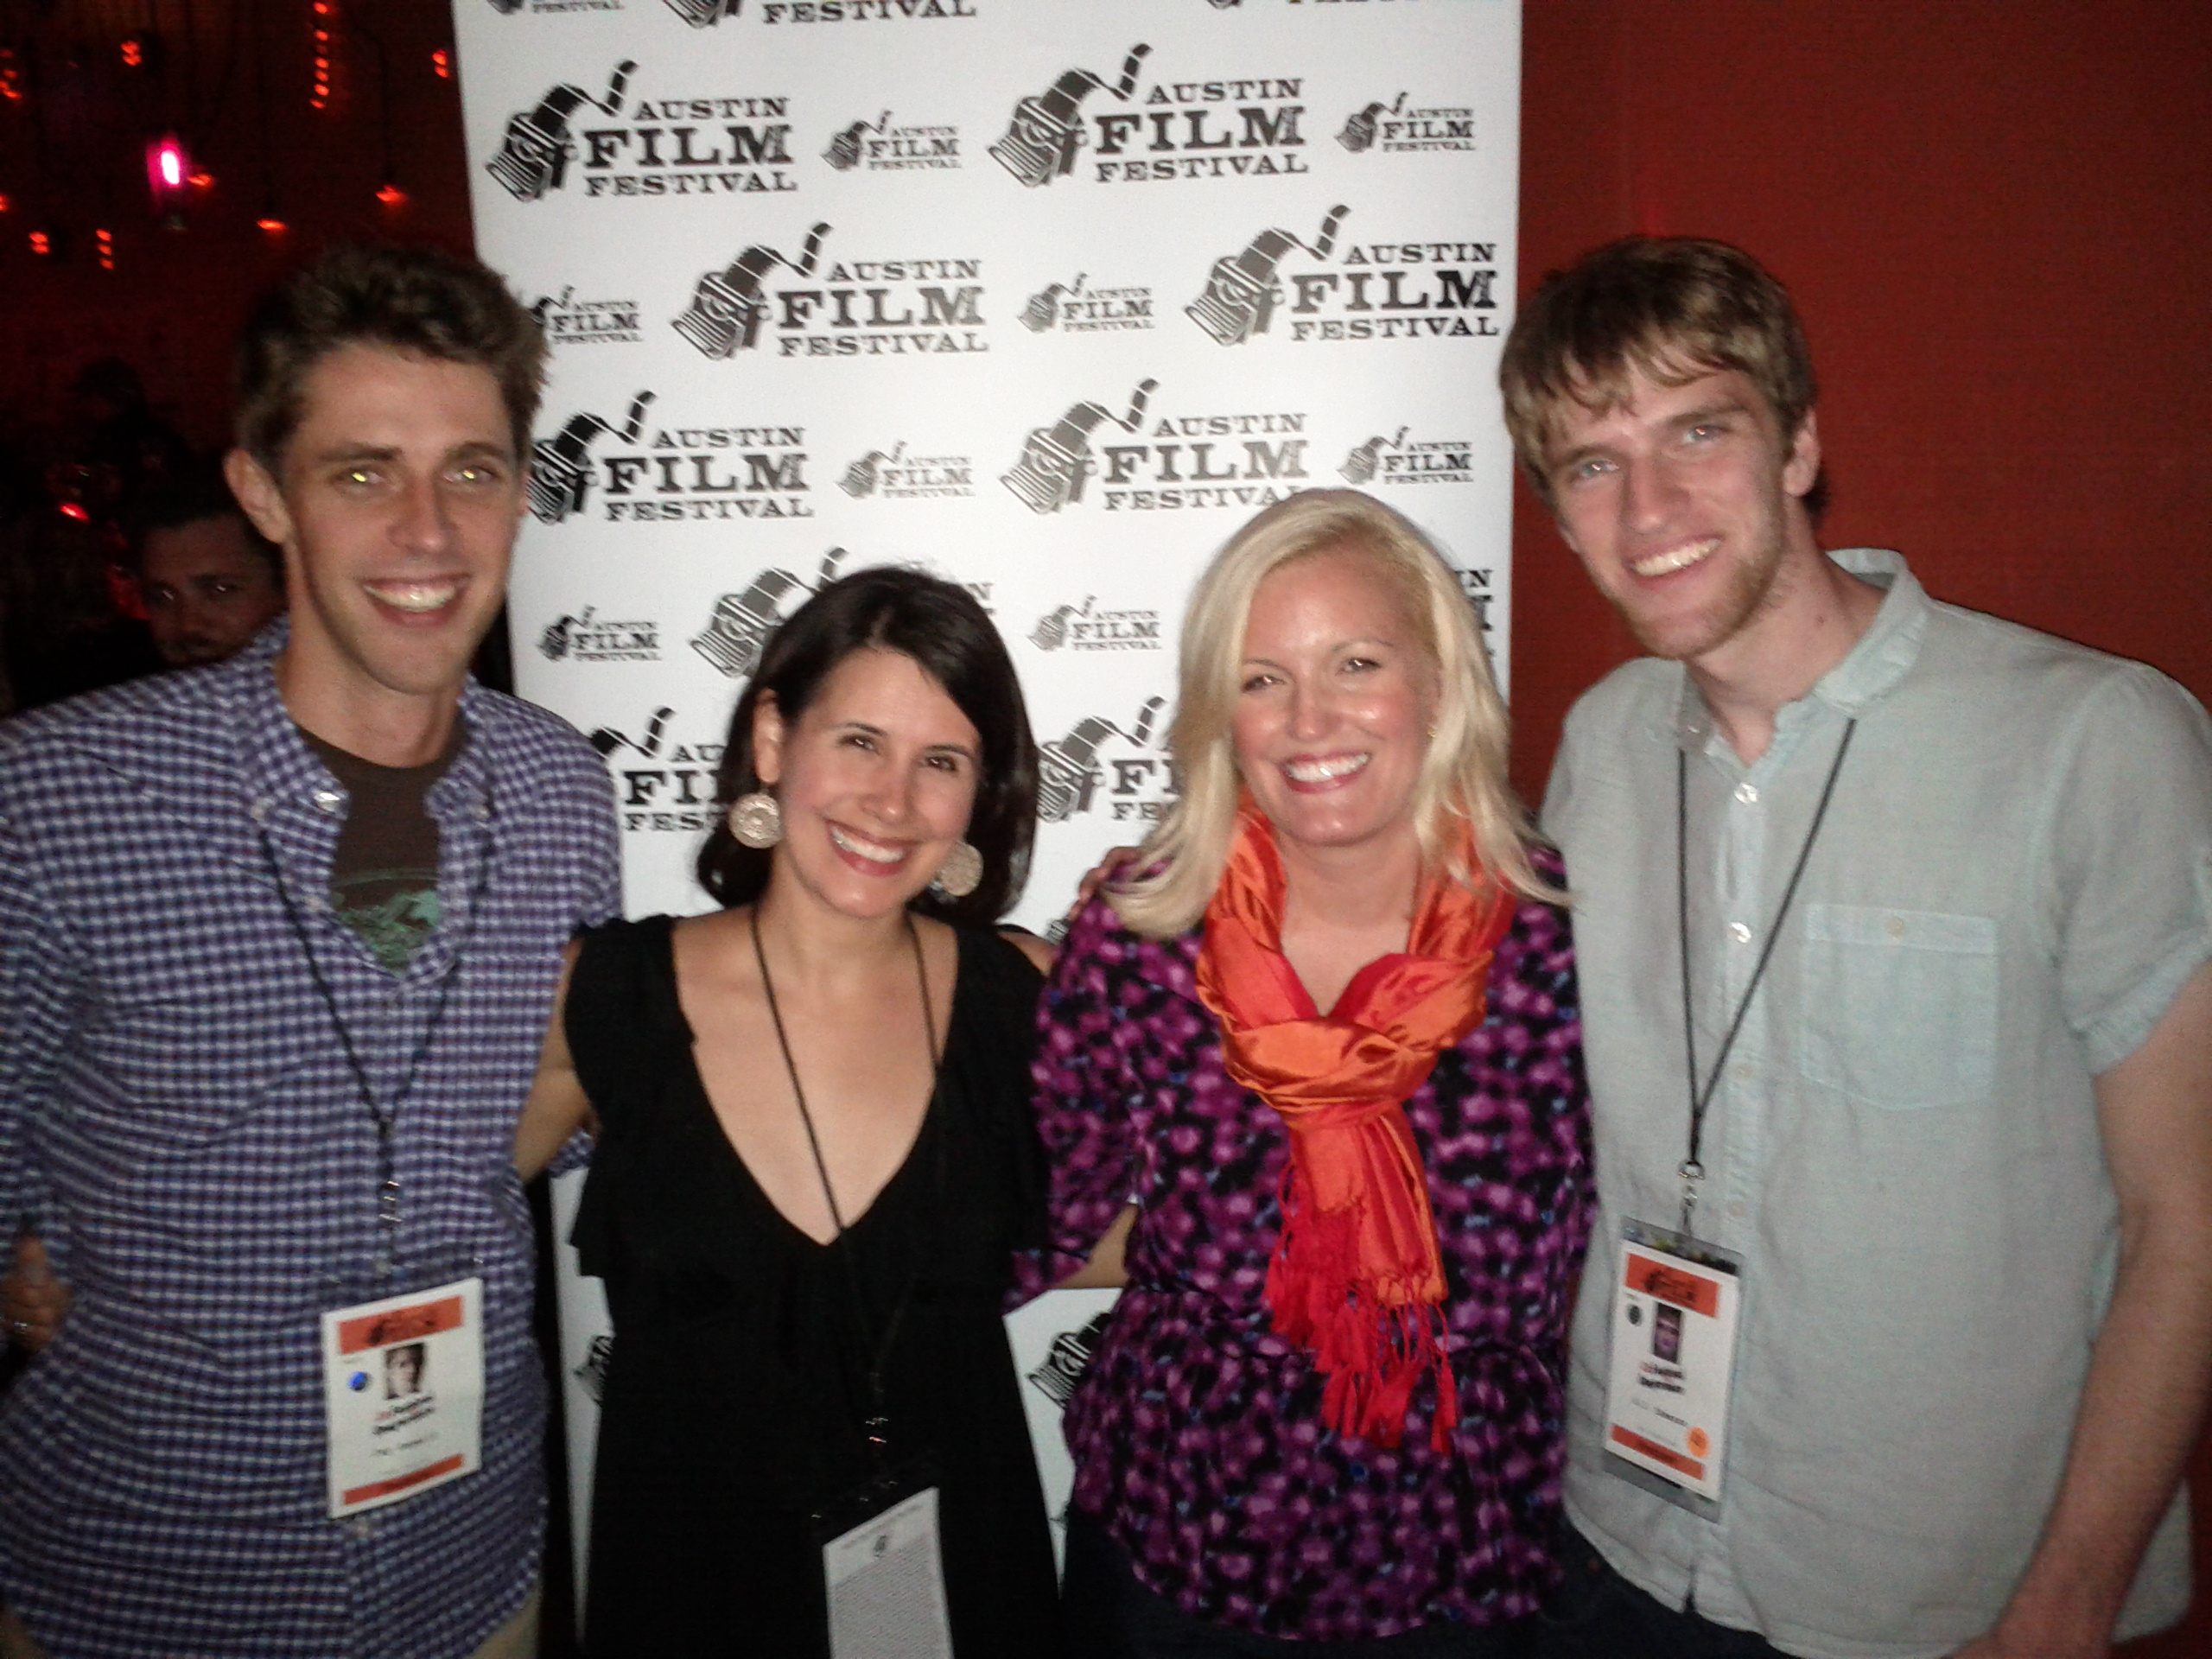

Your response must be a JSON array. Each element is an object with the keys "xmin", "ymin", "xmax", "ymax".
[{"xmin": 233, "ymin": 245, "xmax": 547, "ymax": 467}]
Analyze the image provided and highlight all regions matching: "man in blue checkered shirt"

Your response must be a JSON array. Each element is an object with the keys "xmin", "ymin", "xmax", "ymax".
[{"xmin": 0, "ymin": 247, "xmax": 620, "ymax": 1657}]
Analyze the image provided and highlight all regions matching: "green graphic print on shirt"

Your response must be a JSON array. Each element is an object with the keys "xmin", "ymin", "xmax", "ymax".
[{"xmin": 330, "ymin": 872, "xmax": 443, "ymax": 975}]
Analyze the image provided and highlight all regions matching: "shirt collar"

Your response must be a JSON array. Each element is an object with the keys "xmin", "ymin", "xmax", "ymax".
[
  {"xmin": 1673, "ymin": 547, "xmax": 1929, "ymax": 749},
  {"xmin": 225, "ymin": 615, "xmax": 492, "ymax": 825}
]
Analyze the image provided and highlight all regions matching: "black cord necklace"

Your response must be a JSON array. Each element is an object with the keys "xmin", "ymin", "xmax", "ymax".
[{"xmin": 751, "ymin": 906, "xmax": 942, "ymax": 1463}]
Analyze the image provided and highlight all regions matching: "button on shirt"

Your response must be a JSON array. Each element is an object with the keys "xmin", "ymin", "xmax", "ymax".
[
  {"xmin": 1543, "ymin": 550, "xmax": 2212, "ymax": 1658},
  {"xmin": 0, "ymin": 625, "xmax": 620, "ymax": 1658}
]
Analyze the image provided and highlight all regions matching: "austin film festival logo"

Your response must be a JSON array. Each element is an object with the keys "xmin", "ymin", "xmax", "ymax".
[
  {"xmin": 1338, "ymin": 425, "xmax": 1479, "ymax": 489},
  {"xmin": 1190, "ymin": 207, "xmax": 1502, "ymax": 346},
  {"xmin": 992, "ymin": 46, "xmax": 1311, "ymax": 188},
  {"xmin": 839, "ymin": 442, "xmax": 976, "ymax": 500},
  {"xmin": 759, "ymin": 1, "xmax": 977, "ymax": 21},
  {"xmin": 531, "ymin": 287, "xmax": 642, "ymax": 347},
  {"xmin": 1336, "ymin": 91, "xmax": 1478, "ymax": 156},
  {"xmin": 673, "ymin": 224, "xmax": 988, "ymax": 361},
  {"xmin": 1018, "ymin": 272, "xmax": 1155, "ymax": 335},
  {"xmin": 1029, "ymin": 594, "xmax": 1161, "ymax": 654},
  {"xmin": 537, "ymin": 606, "xmax": 661, "ymax": 663},
  {"xmin": 1005, "ymin": 381, "xmax": 1311, "ymax": 515},
  {"xmin": 530, "ymin": 392, "xmax": 810, "ymax": 524},
  {"xmin": 484, "ymin": 60, "xmax": 795, "ymax": 203},
  {"xmin": 588, "ymin": 705, "xmax": 725, "ymax": 834},
  {"xmin": 692, "ymin": 549, "xmax": 849, "ymax": 681},
  {"xmin": 1037, "ymin": 696, "xmax": 1173, "ymax": 826},
  {"xmin": 482, "ymin": 0, "xmax": 636, "ymax": 15},
  {"xmin": 823, "ymin": 110, "xmax": 961, "ymax": 174}
]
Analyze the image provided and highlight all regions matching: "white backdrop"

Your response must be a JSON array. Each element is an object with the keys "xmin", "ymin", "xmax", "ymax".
[{"xmin": 452, "ymin": 0, "xmax": 1522, "ymax": 1602}]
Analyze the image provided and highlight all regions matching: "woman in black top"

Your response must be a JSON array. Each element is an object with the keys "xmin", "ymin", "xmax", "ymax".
[{"xmin": 516, "ymin": 569, "xmax": 1124, "ymax": 1656}]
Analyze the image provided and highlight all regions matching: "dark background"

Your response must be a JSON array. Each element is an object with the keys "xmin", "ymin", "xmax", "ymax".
[{"xmin": 2, "ymin": 2, "xmax": 2206, "ymax": 1650}]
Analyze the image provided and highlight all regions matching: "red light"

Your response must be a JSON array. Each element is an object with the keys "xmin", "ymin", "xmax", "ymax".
[
  {"xmin": 376, "ymin": 184, "xmax": 407, "ymax": 207},
  {"xmin": 257, "ymin": 218, "xmax": 288, "ymax": 234},
  {"xmin": 122, "ymin": 41, "xmax": 143, "ymax": 68},
  {"xmin": 188, "ymin": 171, "xmax": 214, "ymax": 189},
  {"xmin": 431, "ymin": 49, "xmax": 450, "ymax": 79},
  {"xmin": 60, "ymin": 502, "xmax": 91, "ymax": 523},
  {"xmin": 0, "ymin": 194, "xmax": 11, "ymax": 214},
  {"xmin": 29, "ymin": 230, "xmax": 50, "ymax": 256},
  {"xmin": 149, "ymin": 137, "xmax": 189, "ymax": 194},
  {"xmin": 95, "ymin": 228, "xmax": 114, "ymax": 270}
]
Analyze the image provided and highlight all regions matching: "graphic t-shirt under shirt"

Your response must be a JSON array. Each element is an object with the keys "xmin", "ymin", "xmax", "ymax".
[{"xmin": 299, "ymin": 728, "xmax": 458, "ymax": 972}]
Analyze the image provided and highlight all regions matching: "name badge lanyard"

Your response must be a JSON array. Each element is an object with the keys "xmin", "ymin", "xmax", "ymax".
[
  {"xmin": 259, "ymin": 797, "xmax": 498, "ymax": 1282},
  {"xmin": 1675, "ymin": 720, "xmax": 1856, "ymax": 1236},
  {"xmin": 753, "ymin": 912, "xmax": 942, "ymax": 1471}
]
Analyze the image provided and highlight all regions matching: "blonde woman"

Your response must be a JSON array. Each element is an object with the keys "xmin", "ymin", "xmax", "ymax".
[{"xmin": 1030, "ymin": 491, "xmax": 1592, "ymax": 1655}]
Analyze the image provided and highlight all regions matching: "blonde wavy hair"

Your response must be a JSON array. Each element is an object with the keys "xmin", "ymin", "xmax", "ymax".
[{"xmin": 1110, "ymin": 489, "xmax": 1557, "ymax": 940}]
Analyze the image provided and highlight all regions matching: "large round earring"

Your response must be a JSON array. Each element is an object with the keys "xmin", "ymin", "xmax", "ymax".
[
  {"xmin": 728, "ymin": 791, "xmax": 783, "ymax": 849},
  {"xmin": 931, "ymin": 840, "xmax": 983, "ymax": 899}
]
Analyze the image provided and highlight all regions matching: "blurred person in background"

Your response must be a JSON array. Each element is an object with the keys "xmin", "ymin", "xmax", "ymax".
[{"xmin": 132, "ymin": 461, "xmax": 288, "ymax": 670}]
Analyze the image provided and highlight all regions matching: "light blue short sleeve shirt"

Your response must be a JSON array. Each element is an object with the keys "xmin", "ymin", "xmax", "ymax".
[{"xmin": 1544, "ymin": 550, "xmax": 2212, "ymax": 1658}]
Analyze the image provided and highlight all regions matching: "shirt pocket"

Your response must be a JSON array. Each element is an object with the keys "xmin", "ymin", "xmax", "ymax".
[{"xmin": 1797, "ymin": 904, "xmax": 1998, "ymax": 1109}]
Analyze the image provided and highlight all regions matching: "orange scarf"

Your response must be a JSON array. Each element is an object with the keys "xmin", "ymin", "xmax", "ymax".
[{"xmin": 1195, "ymin": 805, "xmax": 1514, "ymax": 1451}]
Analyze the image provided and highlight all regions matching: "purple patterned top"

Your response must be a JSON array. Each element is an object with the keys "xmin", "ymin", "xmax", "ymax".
[{"xmin": 1026, "ymin": 856, "xmax": 1592, "ymax": 1640}]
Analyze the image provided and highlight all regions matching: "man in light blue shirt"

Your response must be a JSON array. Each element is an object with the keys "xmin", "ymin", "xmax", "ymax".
[{"xmin": 1507, "ymin": 238, "xmax": 2212, "ymax": 1659}]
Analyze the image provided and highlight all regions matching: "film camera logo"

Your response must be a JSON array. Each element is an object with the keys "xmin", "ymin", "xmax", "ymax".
[
  {"xmin": 531, "ymin": 395, "xmax": 810, "ymax": 524},
  {"xmin": 839, "ymin": 442, "xmax": 976, "ymax": 501},
  {"xmin": 1027, "ymin": 1310, "xmax": 1115, "ymax": 1408},
  {"xmin": 485, "ymin": 60, "xmax": 796, "ymax": 202},
  {"xmin": 823, "ymin": 110, "xmax": 961, "ymax": 173},
  {"xmin": 531, "ymin": 288, "xmax": 643, "ymax": 347},
  {"xmin": 1337, "ymin": 92, "xmax": 1478, "ymax": 155},
  {"xmin": 1191, "ymin": 212, "xmax": 1503, "ymax": 346},
  {"xmin": 1018, "ymin": 272, "xmax": 1155, "ymax": 335},
  {"xmin": 589, "ymin": 705, "xmax": 727, "ymax": 834},
  {"xmin": 1029, "ymin": 595, "xmax": 1162, "ymax": 655},
  {"xmin": 1001, "ymin": 379, "xmax": 1156, "ymax": 514},
  {"xmin": 691, "ymin": 549, "xmax": 849, "ymax": 681},
  {"xmin": 674, "ymin": 225, "xmax": 988, "ymax": 362},
  {"xmin": 1038, "ymin": 697, "xmax": 1174, "ymax": 826},
  {"xmin": 537, "ymin": 607, "xmax": 661, "ymax": 663},
  {"xmin": 664, "ymin": 0, "xmax": 741, "ymax": 24},
  {"xmin": 1338, "ymin": 427, "xmax": 1479, "ymax": 489}
]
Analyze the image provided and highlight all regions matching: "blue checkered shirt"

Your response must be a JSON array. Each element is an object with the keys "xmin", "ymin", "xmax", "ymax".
[{"xmin": 0, "ymin": 624, "xmax": 620, "ymax": 1657}]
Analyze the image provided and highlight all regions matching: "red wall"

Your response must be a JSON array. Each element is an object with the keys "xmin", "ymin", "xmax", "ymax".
[
  {"xmin": 1510, "ymin": 0, "xmax": 2212, "ymax": 804},
  {"xmin": 1512, "ymin": 9, "xmax": 2212, "ymax": 1651}
]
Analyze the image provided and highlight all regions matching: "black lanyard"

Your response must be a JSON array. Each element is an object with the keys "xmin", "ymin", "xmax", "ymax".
[
  {"xmin": 258, "ymin": 791, "xmax": 496, "ymax": 1281},
  {"xmin": 752, "ymin": 910, "xmax": 943, "ymax": 1471},
  {"xmin": 1675, "ymin": 719, "xmax": 1856, "ymax": 1234}
]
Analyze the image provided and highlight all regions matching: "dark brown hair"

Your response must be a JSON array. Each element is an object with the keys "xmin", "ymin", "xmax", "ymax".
[
  {"xmin": 233, "ymin": 245, "xmax": 547, "ymax": 467},
  {"xmin": 1500, "ymin": 237, "xmax": 1819, "ymax": 508},
  {"xmin": 696, "ymin": 567, "xmax": 1039, "ymax": 925}
]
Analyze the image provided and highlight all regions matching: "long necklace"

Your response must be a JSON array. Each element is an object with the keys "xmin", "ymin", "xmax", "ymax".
[{"xmin": 750, "ymin": 906, "xmax": 942, "ymax": 1455}]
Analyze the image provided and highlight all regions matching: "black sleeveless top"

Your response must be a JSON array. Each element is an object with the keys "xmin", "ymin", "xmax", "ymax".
[{"xmin": 568, "ymin": 916, "xmax": 1058, "ymax": 1657}]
